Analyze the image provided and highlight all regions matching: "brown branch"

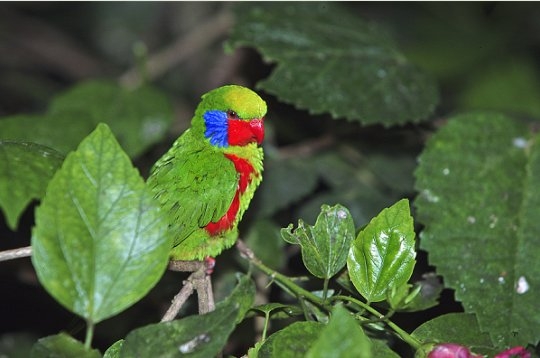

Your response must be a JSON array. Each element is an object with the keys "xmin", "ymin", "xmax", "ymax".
[
  {"xmin": 119, "ymin": 11, "xmax": 234, "ymax": 88},
  {"xmin": 168, "ymin": 260, "xmax": 206, "ymax": 272},
  {"xmin": 0, "ymin": 246, "xmax": 32, "ymax": 262},
  {"xmin": 197, "ymin": 274, "xmax": 215, "ymax": 314},
  {"xmin": 161, "ymin": 276, "xmax": 195, "ymax": 322},
  {"xmin": 161, "ymin": 259, "xmax": 216, "ymax": 321}
]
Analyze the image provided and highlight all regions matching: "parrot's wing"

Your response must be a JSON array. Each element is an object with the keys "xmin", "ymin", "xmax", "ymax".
[{"xmin": 148, "ymin": 133, "xmax": 237, "ymax": 242}]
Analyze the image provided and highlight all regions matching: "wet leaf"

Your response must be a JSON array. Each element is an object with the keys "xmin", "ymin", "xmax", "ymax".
[
  {"xmin": 0, "ymin": 141, "xmax": 64, "ymax": 230},
  {"xmin": 227, "ymin": 2, "xmax": 438, "ymax": 126},
  {"xmin": 347, "ymin": 199, "xmax": 416, "ymax": 302},
  {"xmin": 282, "ymin": 204, "xmax": 355, "ymax": 279},
  {"xmin": 31, "ymin": 123, "xmax": 172, "ymax": 324},
  {"xmin": 415, "ymin": 112, "xmax": 540, "ymax": 347}
]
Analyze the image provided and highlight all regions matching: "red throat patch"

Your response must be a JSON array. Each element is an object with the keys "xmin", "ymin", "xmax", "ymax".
[{"xmin": 204, "ymin": 154, "xmax": 258, "ymax": 235}]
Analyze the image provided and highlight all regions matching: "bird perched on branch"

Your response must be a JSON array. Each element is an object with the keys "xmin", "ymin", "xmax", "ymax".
[{"xmin": 147, "ymin": 85, "xmax": 267, "ymax": 261}]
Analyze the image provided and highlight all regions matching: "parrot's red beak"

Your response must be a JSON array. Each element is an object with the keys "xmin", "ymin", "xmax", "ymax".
[{"xmin": 250, "ymin": 118, "xmax": 264, "ymax": 145}]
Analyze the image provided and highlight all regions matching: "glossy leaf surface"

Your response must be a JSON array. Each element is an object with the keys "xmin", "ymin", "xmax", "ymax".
[
  {"xmin": 347, "ymin": 199, "xmax": 416, "ymax": 302},
  {"xmin": 31, "ymin": 124, "xmax": 171, "ymax": 323},
  {"xmin": 282, "ymin": 204, "xmax": 355, "ymax": 279}
]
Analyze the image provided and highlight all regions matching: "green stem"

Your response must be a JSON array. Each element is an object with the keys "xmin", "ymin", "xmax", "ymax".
[
  {"xmin": 330, "ymin": 295, "xmax": 422, "ymax": 350},
  {"xmin": 322, "ymin": 277, "xmax": 329, "ymax": 301},
  {"xmin": 262, "ymin": 312, "xmax": 270, "ymax": 341},
  {"xmin": 250, "ymin": 257, "xmax": 324, "ymax": 307},
  {"xmin": 238, "ymin": 241, "xmax": 422, "ymax": 350},
  {"xmin": 85, "ymin": 320, "xmax": 95, "ymax": 349},
  {"xmin": 386, "ymin": 319, "xmax": 422, "ymax": 350}
]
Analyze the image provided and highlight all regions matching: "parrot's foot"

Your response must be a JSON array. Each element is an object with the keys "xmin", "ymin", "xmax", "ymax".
[{"xmin": 204, "ymin": 257, "xmax": 216, "ymax": 275}]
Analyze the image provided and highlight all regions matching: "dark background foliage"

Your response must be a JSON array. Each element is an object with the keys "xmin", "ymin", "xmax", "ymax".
[{"xmin": 2, "ymin": 2, "xmax": 540, "ymax": 356}]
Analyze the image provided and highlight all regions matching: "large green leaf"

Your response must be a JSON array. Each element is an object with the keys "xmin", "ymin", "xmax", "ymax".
[
  {"xmin": 0, "ymin": 141, "xmax": 64, "ymax": 230},
  {"xmin": 257, "ymin": 321, "xmax": 323, "ymax": 358},
  {"xmin": 415, "ymin": 112, "xmax": 540, "ymax": 347},
  {"xmin": 0, "ymin": 80, "xmax": 173, "ymax": 158},
  {"xmin": 226, "ymin": 2, "xmax": 438, "ymax": 126},
  {"xmin": 31, "ymin": 123, "xmax": 172, "ymax": 324},
  {"xmin": 119, "ymin": 274, "xmax": 254, "ymax": 357},
  {"xmin": 282, "ymin": 204, "xmax": 355, "ymax": 279},
  {"xmin": 306, "ymin": 305, "xmax": 371, "ymax": 358},
  {"xmin": 347, "ymin": 199, "xmax": 416, "ymax": 302}
]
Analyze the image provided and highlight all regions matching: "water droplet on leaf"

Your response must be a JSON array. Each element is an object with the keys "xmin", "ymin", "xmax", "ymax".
[
  {"xmin": 178, "ymin": 334, "xmax": 211, "ymax": 354},
  {"xmin": 516, "ymin": 276, "xmax": 529, "ymax": 294}
]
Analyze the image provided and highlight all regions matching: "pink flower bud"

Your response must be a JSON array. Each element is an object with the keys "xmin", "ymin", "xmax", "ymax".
[
  {"xmin": 494, "ymin": 346, "xmax": 530, "ymax": 358},
  {"xmin": 427, "ymin": 343, "xmax": 482, "ymax": 358}
]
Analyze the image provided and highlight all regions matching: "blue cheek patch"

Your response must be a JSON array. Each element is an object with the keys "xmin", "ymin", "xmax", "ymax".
[{"xmin": 203, "ymin": 110, "xmax": 228, "ymax": 147}]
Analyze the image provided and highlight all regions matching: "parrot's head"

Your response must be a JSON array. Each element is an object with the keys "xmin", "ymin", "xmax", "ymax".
[{"xmin": 193, "ymin": 85, "xmax": 267, "ymax": 148}]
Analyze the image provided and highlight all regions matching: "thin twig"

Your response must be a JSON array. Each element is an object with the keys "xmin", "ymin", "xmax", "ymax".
[
  {"xmin": 161, "ymin": 277, "xmax": 195, "ymax": 322},
  {"xmin": 0, "ymin": 246, "xmax": 32, "ymax": 262},
  {"xmin": 119, "ymin": 11, "xmax": 234, "ymax": 88}
]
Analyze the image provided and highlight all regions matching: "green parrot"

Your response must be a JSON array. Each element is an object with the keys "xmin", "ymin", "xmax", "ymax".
[{"xmin": 147, "ymin": 85, "xmax": 267, "ymax": 261}]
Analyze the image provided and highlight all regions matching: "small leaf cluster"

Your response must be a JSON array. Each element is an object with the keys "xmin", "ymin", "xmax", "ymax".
[{"xmin": 246, "ymin": 200, "xmax": 425, "ymax": 357}]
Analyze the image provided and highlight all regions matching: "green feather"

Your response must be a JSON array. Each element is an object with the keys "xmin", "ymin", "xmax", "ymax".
[{"xmin": 147, "ymin": 85, "xmax": 266, "ymax": 260}]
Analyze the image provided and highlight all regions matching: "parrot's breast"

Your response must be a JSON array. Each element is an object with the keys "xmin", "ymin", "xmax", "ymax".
[{"xmin": 204, "ymin": 153, "xmax": 260, "ymax": 235}]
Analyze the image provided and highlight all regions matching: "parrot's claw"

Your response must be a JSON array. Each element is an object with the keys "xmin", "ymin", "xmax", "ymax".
[{"xmin": 204, "ymin": 257, "xmax": 216, "ymax": 275}]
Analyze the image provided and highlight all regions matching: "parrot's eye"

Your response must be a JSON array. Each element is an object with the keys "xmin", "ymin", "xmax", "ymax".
[{"xmin": 227, "ymin": 110, "xmax": 239, "ymax": 120}]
